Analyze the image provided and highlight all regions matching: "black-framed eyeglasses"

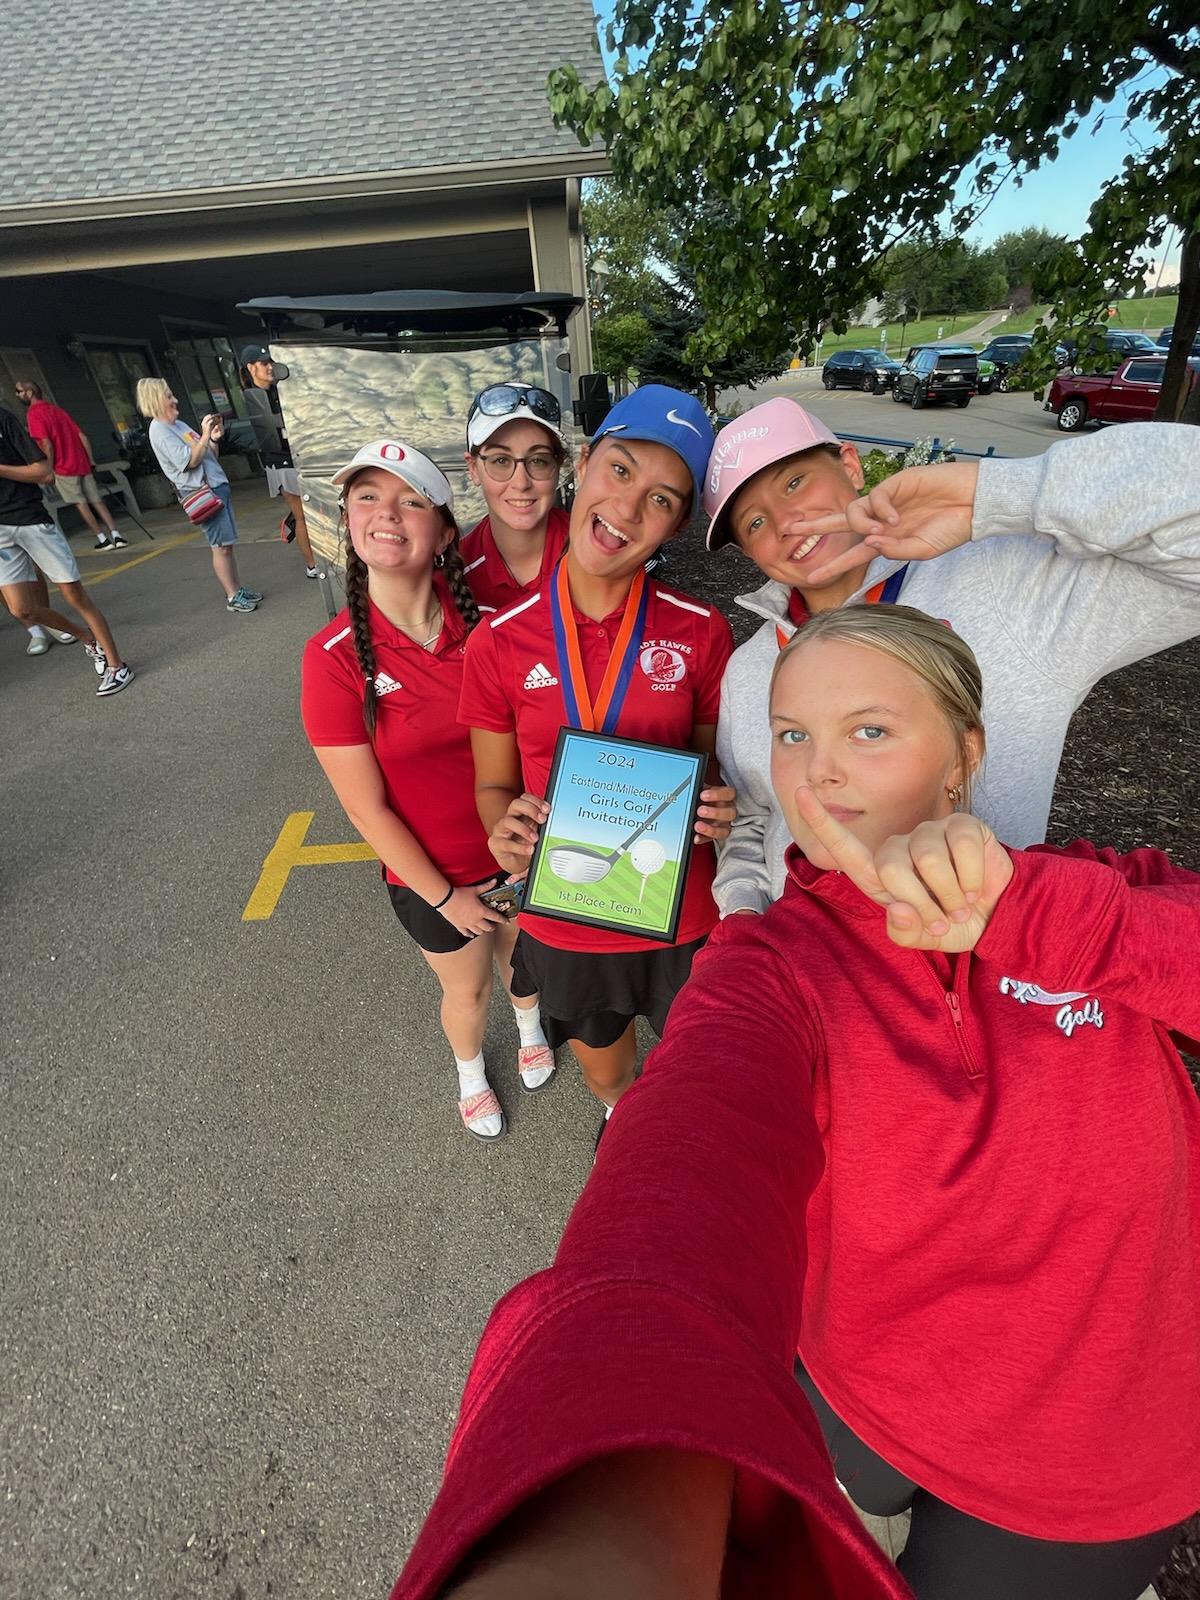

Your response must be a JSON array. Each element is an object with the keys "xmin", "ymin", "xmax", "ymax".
[
  {"xmin": 476, "ymin": 449, "xmax": 562, "ymax": 483},
  {"xmin": 467, "ymin": 384, "xmax": 562, "ymax": 426}
]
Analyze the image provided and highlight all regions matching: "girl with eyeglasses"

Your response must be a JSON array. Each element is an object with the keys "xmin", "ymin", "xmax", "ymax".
[
  {"xmin": 460, "ymin": 384, "xmax": 571, "ymax": 612},
  {"xmin": 301, "ymin": 440, "xmax": 557, "ymax": 1144}
]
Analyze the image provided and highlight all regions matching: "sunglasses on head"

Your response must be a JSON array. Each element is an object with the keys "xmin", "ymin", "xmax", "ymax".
[{"xmin": 468, "ymin": 384, "xmax": 562, "ymax": 426}]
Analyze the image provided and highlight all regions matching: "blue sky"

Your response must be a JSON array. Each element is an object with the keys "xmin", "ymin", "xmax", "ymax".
[{"xmin": 584, "ymin": 5, "xmax": 1182, "ymax": 284}]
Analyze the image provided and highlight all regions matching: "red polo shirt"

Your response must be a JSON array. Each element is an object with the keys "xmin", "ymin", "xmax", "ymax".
[
  {"xmin": 458, "ymin": 579, "xmax": 734, "ymax": 953},
  {"xmin": 25, "ymin": 400, "xmax": 91, "ymax": 477},
  {"xmin": 460, "ymin": 507, "xmax": 569, "ymax": 612},
  {"xmin": 301, "ymin": 579, "xmax": 496, "ymax": 888}
]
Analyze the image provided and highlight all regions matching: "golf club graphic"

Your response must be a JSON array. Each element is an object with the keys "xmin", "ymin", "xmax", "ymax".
[{"xmin": 547, "ymin": 775, "xmax": 693, "ymax": 885}]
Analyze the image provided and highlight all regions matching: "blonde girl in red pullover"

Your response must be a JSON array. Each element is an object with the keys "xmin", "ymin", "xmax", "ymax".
[
  {"xmin": 301, "ymin": 441, "xmax": 555, "ymax": 1143},
  {"xmin": 389, "ymin": 603, "xmax": 1199, "ymax": 1600}
]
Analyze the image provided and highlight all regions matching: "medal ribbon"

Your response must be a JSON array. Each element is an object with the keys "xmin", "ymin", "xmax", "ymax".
[
  {"xmin": 551, "ymin": 558, "xmax": 649, "ymax": 733},
  {"xmin": 775, "ymin": 563, "xmax": 910, "ymax": 650}
]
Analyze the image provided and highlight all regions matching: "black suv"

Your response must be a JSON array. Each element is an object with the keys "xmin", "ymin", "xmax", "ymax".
[
  {"xmin": 822, "ymin": 348, "xmax": 902, "ymax": 393},
  {"xmin": 977, "ymin": 334, "xmax": 1034, "ymax": 391},
  {"xmin": 893, "ymin": 345, "xmax": 978, "ymax": 409}
]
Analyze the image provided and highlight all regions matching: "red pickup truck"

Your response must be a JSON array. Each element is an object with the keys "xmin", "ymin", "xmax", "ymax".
[{"xmin": 1046, "ymin": 354, "xmax": 1199, "ymax": 431}]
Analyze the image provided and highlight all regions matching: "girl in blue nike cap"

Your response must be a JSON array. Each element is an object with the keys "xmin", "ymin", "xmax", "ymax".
[{"xmin": 457, "ymin": 386, "xmax": 737, "ymax": 1138}]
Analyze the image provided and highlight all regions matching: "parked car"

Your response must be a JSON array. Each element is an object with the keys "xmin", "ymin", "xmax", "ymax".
[
  {"xmin": 976, "ymin": 354, "xmax": 997, "ymax": 394},
  {"xmin": 893, "ymin": 345, "xmax": 978, "ymax": 409},
  {"xmin": 977, "ymin": 333, "xmax": 1068, "ymax": 390},
  {"xmin": 1045, "ymin": 354, "xmax": 1200, "ymax": 431},
  {"xmin": 822, "ymin": 348, "xmax": 902, "ymax": 393},
  {"xmin": 1056, "ymin": 328, "xmax": 1161, "ymax": 369},
  {"xmin": 1157, "ymin": 326, "xmax": 1200, "ymax": 355}
]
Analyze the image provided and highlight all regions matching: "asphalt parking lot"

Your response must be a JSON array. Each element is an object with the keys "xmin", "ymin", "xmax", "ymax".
[
  {"xmin": 4, "ymin": 449, "xmax": 1196, "ymax": 1600},
  {"xmin": 1, "ymin": 495, "xmax": 608, "ymax": 1599},
  {"xmin": 726, "ymin": 363, "xmax": 1062, "ymax": 457}
]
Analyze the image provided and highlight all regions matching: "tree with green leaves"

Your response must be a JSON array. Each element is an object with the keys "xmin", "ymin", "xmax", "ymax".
[
  {"xmin": 988, "ymin": 228, "xmax": 1073, "ymax": 308},
  {"xmin": 549, "ymin": 0, "xmax": 1200, "ymax": 421},
  {"xmin": 581, "ymin": 179, "xmax": 793, "ymax": 400}
]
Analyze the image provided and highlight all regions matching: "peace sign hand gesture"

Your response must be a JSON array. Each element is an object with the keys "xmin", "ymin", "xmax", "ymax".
[
  {"xmin": 801, "ymin": 462, "xmax": 981, "ymax": 588},
  {"xmin": 794, "ymin": 787, "xmax": 1013, "ymax": 951}
]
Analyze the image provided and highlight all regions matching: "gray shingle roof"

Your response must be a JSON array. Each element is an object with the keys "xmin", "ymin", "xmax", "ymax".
[{"xmin": 2, "ymin": 0, "xmax": 601, "ymax": 206}]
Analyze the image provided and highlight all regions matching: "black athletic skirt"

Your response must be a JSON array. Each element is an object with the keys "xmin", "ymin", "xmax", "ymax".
[
  {"xmin": 386, "ymin": 873, "xmax": 505, "ymax": 955},
  {"xmin": 508, "ymin": 928, "xmax": 707, "ymax": 1049}
]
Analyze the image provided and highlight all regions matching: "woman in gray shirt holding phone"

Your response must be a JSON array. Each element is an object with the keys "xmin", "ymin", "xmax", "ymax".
[{"xmin": 136, "ymin": 377, "xmax": 261, "ymax": 614}]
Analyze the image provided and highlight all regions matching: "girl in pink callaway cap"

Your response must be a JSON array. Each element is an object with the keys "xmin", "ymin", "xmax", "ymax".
[
  {"xmin": 300, "ymin": 439, "xmax": 557, "ymax": 1143},
  {"xmin": 705, "ymin": 403, "xmax": 1200, "ymax": 919}
]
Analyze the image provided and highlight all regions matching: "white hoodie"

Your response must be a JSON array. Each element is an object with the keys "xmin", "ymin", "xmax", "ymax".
[{"xmin": 714, "ymin": 422, "xmax": 1200, "ymax": 915}]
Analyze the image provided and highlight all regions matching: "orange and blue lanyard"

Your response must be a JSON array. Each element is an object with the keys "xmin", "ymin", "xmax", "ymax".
[
  {"xmin": 775, "ymin": 563, "xmax": 909, "ymax": 649},
  {"xmin": 550, "ymin": 557, "xmax": 650, "ymax": 733}
]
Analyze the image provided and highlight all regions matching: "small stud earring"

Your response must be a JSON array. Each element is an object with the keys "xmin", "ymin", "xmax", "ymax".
[{"xmin": 947, "ymin": 784, "xmax": 964, "ymax": 806}]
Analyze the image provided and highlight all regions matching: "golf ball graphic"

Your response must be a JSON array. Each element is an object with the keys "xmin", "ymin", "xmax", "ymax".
[{"xmin": 629, "ymin": 838, "xmax": 668, "ymax": 876}]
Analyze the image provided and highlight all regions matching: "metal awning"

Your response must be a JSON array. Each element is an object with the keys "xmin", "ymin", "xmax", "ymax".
[{"xmin": 239, "ymin": 290, "xmax": 583, "ymax": 342}]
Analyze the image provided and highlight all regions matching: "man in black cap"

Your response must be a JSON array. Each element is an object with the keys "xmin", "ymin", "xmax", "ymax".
[{"xmin": 238, "ymin": 346, "xmax": 318, "ymax": 578}]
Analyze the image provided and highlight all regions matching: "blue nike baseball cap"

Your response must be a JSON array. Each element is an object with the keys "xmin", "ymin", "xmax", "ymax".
[{"xmin": 591, "ymin": 385, "xmax": 714, "ymax": 511}]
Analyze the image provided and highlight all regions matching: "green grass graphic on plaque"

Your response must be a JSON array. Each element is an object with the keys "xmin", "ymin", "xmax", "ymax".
[{"xmin": 530, "ymin": 832, "xmax": 684, "ymax": 938}]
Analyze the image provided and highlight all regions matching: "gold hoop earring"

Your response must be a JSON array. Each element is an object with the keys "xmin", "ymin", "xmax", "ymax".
[{"xmin": 433, "ymin": 552, "xmax": 446, "ymax": 569}]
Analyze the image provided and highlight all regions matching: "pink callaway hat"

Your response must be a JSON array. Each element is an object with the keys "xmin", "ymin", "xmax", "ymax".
[
  {"xmin": 704, "ymin": 397, "xmax": 840, "ymax": 551},
  {"xmin": 331, "ymin": 439, "xmax": 454, "ymax": 510}
]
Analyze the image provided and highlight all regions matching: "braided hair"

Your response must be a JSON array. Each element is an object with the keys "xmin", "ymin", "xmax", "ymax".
[
  {"xmin": 340, "ymin": 502, "xmax": 480, "ymax": 739},
  {"xmin": 441, "ymin": 533, "xmax": 481, "ymax": 633}
]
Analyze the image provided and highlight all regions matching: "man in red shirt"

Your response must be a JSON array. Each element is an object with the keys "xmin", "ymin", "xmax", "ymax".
[{"xmin": 15, "ymin": 381, "xmax": 128, "ymax": 550}]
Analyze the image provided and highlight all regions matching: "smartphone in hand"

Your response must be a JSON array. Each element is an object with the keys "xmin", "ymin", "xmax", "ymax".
[{"xmin": 478, "ymin": 880, "xmax": 524, "ymax": 919}]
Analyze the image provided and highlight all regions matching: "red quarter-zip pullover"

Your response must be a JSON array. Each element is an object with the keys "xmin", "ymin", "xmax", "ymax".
[{"xmin": 391, "ymin": 839, "xmax": 1199, "ymax": 1599}]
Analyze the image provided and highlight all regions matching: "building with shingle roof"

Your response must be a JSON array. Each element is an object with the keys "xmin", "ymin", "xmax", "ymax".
[{"xmin": 0, "ymin": 0, "xmax": 605, "ymax": 494}]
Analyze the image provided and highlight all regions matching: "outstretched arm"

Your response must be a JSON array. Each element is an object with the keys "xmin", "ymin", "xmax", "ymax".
[
  {"xmin": 802, "ymin": 424, "xmax": 1200, "ymax": 592},
  {"xmin": 392, "ymin": 926, "xmax": 907, "ymax": 1600}
]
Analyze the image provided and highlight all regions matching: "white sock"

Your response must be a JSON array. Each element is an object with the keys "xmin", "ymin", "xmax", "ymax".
[
  {"xmin": 27, "ymin": 625, "xmax": 47, "ymax": 640},
  {"xmin": 514, "ymin": 1003, "xmax": 554, "ymax": 1088},
  {"xmin": 454, "ymin": 1052, "xmax": 501, "ymax": 1136},
  {"xmin": 454, "ymin": 1051, "xmax": 488, "ymax": 1098},
  {"xmin": 513, "ymin": 1002, "xmax": 548, "ymax": 1049}
]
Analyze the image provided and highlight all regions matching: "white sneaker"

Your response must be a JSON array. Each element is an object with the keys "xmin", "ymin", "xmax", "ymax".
[
  {"xmin": 305, "ymin": 566, "xmax": 319, "ymax": 579},
  {"xmin": 83, "ymin": 640, "xmax": 107, "ymax": 674},
  {"xmin": 50, "ymin": 630, "xmax": 77, "ymax": 645},
  {"xmin": 97, "ymin": 664, "xmax": 134, "ymax": 697},
  {"xmin": 26, "ymin": 632, "xmax": 50, "ymax": 656}
]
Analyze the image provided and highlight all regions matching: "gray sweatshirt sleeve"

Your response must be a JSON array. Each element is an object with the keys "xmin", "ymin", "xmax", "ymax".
[
  {"xmin": 967, "ymin": 422, "xmax": 1200, "ymax": 689},
  {"xmin": 972, "ymin": 423, "xmax": 1200, "ymax": 592},
  {"xmin": 712, "ymin": 667, "xmax": 775, "ymax": 917}
]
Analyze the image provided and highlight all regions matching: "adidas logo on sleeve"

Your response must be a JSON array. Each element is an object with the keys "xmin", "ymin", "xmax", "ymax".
[{"xmin": 523, "ymin": 662, "xmax": 559, "ymax": 690}]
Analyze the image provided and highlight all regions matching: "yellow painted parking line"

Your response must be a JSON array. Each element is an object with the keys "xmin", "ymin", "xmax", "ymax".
[
  {"xmin": 72, "ymin": 531, "xmax": 198, "ymax": 586},
  {"xmin": 242, "ymin": 810, "xmax": 377, "ymax": 921}
]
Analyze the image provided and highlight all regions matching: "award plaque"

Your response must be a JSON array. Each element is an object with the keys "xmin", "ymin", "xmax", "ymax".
[{"xmin": 523, "ymin": 729, "xmax": 707, "ymax": 942}]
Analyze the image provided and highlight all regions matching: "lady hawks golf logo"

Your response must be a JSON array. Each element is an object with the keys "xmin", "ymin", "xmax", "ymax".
[{"xmin": 640, "ymin": 645, "xmax": 687, "ymax": 688}]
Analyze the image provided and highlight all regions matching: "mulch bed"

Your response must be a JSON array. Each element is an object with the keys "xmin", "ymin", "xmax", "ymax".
[{"xmin": 664, "ymin": 531, "xmax": 1200, "ymax": 1599}]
